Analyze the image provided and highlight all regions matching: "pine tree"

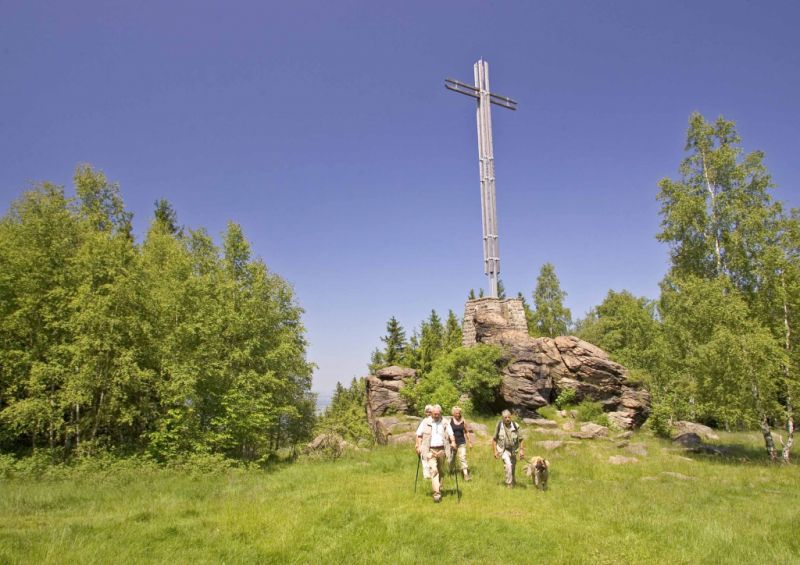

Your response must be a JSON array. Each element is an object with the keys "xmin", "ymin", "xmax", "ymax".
[
  {"xmin": 419, "ymin": 310, "xmax": 445, "ymax": 374},
  {"xmin": 380, "ymin": 316, "xmax": 407, "ymax": 366},
  {"xmin": 444, "ymin": 310, "xmax": 462, "ymax": 352},
  {"xmin": 153, "ymin": 198, "xmax": 180, "ymax": 235},
  {"xmin": 497, "ymin": 279, "xmax": 507, "ymax": 299}
]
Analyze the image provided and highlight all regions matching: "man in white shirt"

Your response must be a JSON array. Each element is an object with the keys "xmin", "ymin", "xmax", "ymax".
[
  {"xmin": 415, "ymin": 404, "xmax": 456, "ymax": 502},
  {"xmin": 416, "ymin": 405, "xmax": 433, "ymax": 479}
]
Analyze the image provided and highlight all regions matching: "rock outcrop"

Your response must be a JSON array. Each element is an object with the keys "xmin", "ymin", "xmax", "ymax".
[
  {"xmin": 365, "ymin": 366, "xmax": 416, "ymax": 419},
  {"xmin": 364, "ymin": 366, "xmax": 417, "ymax": 444},
  {"xmin": 672, "ymin": 421, "xmax": 719, "ymax": 441},
  {"xmin": 463, "ymin": 297, "xmax": 650, "ymax": 429}
]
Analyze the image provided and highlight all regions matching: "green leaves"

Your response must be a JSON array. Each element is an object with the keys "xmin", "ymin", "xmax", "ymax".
[
  {"xmin": 406, "ymin": 345, "xmax": 504, "ymax": 415},
  {"xmin": 0, "ymin": 165, "xmax": 313, "ymax": 461},
  {"xmin": 530, "ymin": 262, "xmax": 572, "ymax": 337},
  {"xmin": 654, "ymin": 114, "xmax": 799, "ymax": 458}
]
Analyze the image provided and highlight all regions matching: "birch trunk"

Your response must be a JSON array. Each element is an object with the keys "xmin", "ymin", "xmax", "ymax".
[
  {"xmin": 700, "ymin": 148, "xmax": 723, "ymax": 275},
  {"xmin": 781, "ymin": 289, "xmax": 794, "ymax": 462},
  {"xmin": 752, "ymin": 381, "xmax": 777, "ymax": 461}
]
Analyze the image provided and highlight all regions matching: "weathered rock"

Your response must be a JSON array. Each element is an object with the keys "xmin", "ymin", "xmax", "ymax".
[
  {"xmin": 609, "ymin": 455, "xmax": 638, "ymax": 465},
  {"xmin": 687, "ymin": 444, "xmax": 730, "ymax": 456},
  {"xmin": 673, "ymin": 421, "xmax": 720, "ymax": 441},
  {"xmin": 364, "ymin": 366, "xmax": 418, "ymax": 441},
  {"xmin": 305, "ymin": 433, "xmax": 348, "ymax": 458},
  {"xmin": 615, "ymin": 431, "xmax": 634, "ymax": 440},
  {"xmin": 462, "ymin": 298, "xmax": 650, "ymax": 428},
  {"xmin": 387, "ymin": 431, "xmax": 417, "ymax": 445},
  {"xmin": 523, "ymin": 418, "xmax": 558, "ymax": 428},
  {"xmin": 535, "ymin": 440, "xmax": 565, "ymax": 451},
  {"xmin": 373, "ymin": 415, "xmax": 421, "ymax": 445},
  {"xmin": 626, "ymin": 443, "xmax": 648, "ymax": 457},
  {"xmin": 579, "ymin": 423, "xmax": 609, "ymax": 438},
  {"xmin": 661, "ymin": 471, "xmax": 695, "ymax": 481},
  {"xmin": 468, "ymin": 422, "xmax": 489, "ymax": 438},
  {"xmin": 673, "ymin": 432, "xmax": 703, "ymax": 448},
  {"xmin": 530, "ymin": 427, "xmax": 571, "ymax": 437}
]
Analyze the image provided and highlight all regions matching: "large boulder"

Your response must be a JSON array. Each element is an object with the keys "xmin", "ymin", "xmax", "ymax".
[
  {"xmin": 372, "ymin": 415, "xmax": 421, "ymax": 445},
  {"xmin": 463, "ymin": 297, "xmax": 650, "ymax": 429},
  {"xmin": 672, "ymin": 421, "xmax": 720, "ymax": 441},
  {"xmin": 364, "ymin": 366, "xmax": 418, "ymax": 444},
  {"xmin": 365, "ymin": 365, "xmax": 416, "ymax": 419}
]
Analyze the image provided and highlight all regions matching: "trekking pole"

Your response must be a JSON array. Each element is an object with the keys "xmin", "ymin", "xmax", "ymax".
[
  {"xmin": 454, "ymin": 466, "xmax": 461, "ymax": 503},
  {"xmin": 414, "ymin": 453, "xmax": 420, "ymax": 493}
]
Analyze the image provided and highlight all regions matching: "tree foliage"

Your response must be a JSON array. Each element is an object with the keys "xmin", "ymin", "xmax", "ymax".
[
  {"xmin": 656, "ymin": 113, "xmax": 799, "ymax": 460},
  {"xmin": 315, "ymin": 378, "xmax": 372, "ymax": 445},
  {"xmin": 402, "ymin": 345, "xmax": 505, "ymax": 414},
  {"xmin": 576, "ymin": 290, "xmax": 665, "ymax": 382},
  {"xmin": 0, "ymin": 166, "xmax": 314, "ymax": 461},
  {"xmin": 530, "ymin": 263, "xmax": 572, "ymax": 337}
]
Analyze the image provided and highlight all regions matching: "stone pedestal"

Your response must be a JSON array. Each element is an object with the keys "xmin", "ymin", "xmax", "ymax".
[{"xmin": 462, "ymin": 297, "xmax": 528, "ymax": 347}]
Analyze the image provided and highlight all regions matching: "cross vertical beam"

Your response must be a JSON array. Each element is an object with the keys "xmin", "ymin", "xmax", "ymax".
[{"xmin": 445, "ymin": 60, "xmax": 517, "ymax": 298}]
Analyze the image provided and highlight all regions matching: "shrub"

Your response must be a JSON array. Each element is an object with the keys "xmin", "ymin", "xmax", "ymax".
[
  {"xmin": 405, "ymin": 345, "xmax": 505, "ymax": 414},
  {"xmin": 316, "ymin": 378, "xmax": 373, "ymax": 446},
  {"xmin": 576, "ymin": 400, "xmax": 609, "ymax": 426},
  {"xmin": 554, "ymin": 388, "xmax": 577, "ymax": 409},
  {"xmin": 646, "ymin": 401, "xmax": 673, "ymax": 438}
]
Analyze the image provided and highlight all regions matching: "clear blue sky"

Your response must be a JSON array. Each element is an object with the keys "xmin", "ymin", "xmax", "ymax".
[{"xmin": 2, "ymin": 1, "xmax": 799, "ymax": 398}]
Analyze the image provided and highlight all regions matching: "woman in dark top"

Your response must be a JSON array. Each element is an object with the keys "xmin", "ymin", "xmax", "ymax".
[{"xmin": 449, "ymin": 406, "xmax": 473, "ymax": 481}]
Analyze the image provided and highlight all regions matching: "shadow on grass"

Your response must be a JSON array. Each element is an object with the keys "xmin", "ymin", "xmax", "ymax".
[{"xmin": 678, "ymin": 441, "xmax": 788, "ymax": 466}]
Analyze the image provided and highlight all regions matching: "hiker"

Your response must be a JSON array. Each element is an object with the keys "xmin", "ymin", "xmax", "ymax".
[
  {"xmin": 492, "ymin": 409, "xmax": 525, "ymax": 487},
  {"xmin": 449, "ymin": 406, "xmax": 473, "ymax": 481},
  {"xmin": 415, "ymin": 404, "xmax": 456, "ymax": 502},
  {"xmin": 417, "ymin": 405, "xmax": 433, "ymax": 479}
]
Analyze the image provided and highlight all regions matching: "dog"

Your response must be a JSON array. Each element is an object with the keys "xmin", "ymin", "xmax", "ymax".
[{"xmin": 523, "ymin": 456, "xmax": 550, "ymax": 490}]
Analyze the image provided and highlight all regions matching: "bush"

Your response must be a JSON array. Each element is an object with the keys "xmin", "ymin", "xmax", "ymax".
[
  {"xmin": 166, "ymin": 452, "xmax": 237, "ymax": 475},
  {"xmin": 316, "ymin": 378, "xmax": 373, "ymax": 445},
  {"xmin": 404, "ymin": 345, "xmax": 505, "ymax": 414},
  {"xmin": 646, "ymin": 401, "xmax": 673, "ymax": 438},
  {"xmin": 554, "ymin": 388, "xmax": 577, "ymax": 409},
  {"xmin": 575, "ymin": 400, "xmax": 609, "ymax": 426}
]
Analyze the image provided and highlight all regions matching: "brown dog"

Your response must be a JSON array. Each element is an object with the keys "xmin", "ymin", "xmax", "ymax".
[{"xmin": 523, "ymin": 456, "xmax": 550, "ymax": 490}]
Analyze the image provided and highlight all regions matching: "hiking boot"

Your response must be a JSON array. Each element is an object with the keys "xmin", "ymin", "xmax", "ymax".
[
  {"xmin": 433, "ymin": 493, "xmax": 442, "ymax": 503},
  {"xmin": 463, "ymin": 469, "xmax": 471, "ymax": 481}
]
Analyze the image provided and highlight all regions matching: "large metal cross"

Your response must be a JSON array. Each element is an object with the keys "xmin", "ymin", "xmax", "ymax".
[{"xmin": 445, "ymin": 60, "xmax": 517, "ymax": 299}]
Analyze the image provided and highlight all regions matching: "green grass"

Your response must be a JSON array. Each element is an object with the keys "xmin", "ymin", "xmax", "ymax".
[{"xmin": 1, "ymin": 422, "xmax": 798, "ymax": 564}]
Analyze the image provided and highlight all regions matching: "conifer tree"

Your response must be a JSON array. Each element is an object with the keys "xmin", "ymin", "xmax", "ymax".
[
  {"xmin": 380, "ymin": 316, "xmax": 407, "ymax": 366},
  {"xmin": 153, "ymin": 198, "xmax": 180, "ymax": 235},
  {"xmin": 419, "ymin": 310, "xmax": 445, "ymax": 374},
  {"xmin": 444, "ymin": 310, "xmax": 462, "ymax": 352},
  {"xmin": 497, "ymin": 279, "xmax": 507, "ymax": 299}
]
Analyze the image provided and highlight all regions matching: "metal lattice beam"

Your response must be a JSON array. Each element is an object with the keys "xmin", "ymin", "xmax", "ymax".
[{"xmin": 445, "ymin": 60, "xmax": 517, "ymax": 298}]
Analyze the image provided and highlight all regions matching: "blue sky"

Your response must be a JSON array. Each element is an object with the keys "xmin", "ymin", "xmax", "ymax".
[{"xmin": 2, "ymin": 1, "xmax": 798, "ymax": 397}]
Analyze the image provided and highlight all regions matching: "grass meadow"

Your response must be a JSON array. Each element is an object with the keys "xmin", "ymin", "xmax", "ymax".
[{"xmin": 1, "ymin": 418, "xmax": 798, "ymax": 564}]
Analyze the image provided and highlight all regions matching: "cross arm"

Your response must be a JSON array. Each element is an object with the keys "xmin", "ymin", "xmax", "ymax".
[{"xmin": 444, "ymin": 78, "xmax": 518, "ymax": 111}]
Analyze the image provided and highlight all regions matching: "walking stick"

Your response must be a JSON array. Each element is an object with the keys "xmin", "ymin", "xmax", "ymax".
[
  {"xmin": 454, "ymin": 467, "xmax": 461, "ymax": 503},
  {"xmin": 414, "ymin": 453, "xmax": 420, "ymax": 493}
]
